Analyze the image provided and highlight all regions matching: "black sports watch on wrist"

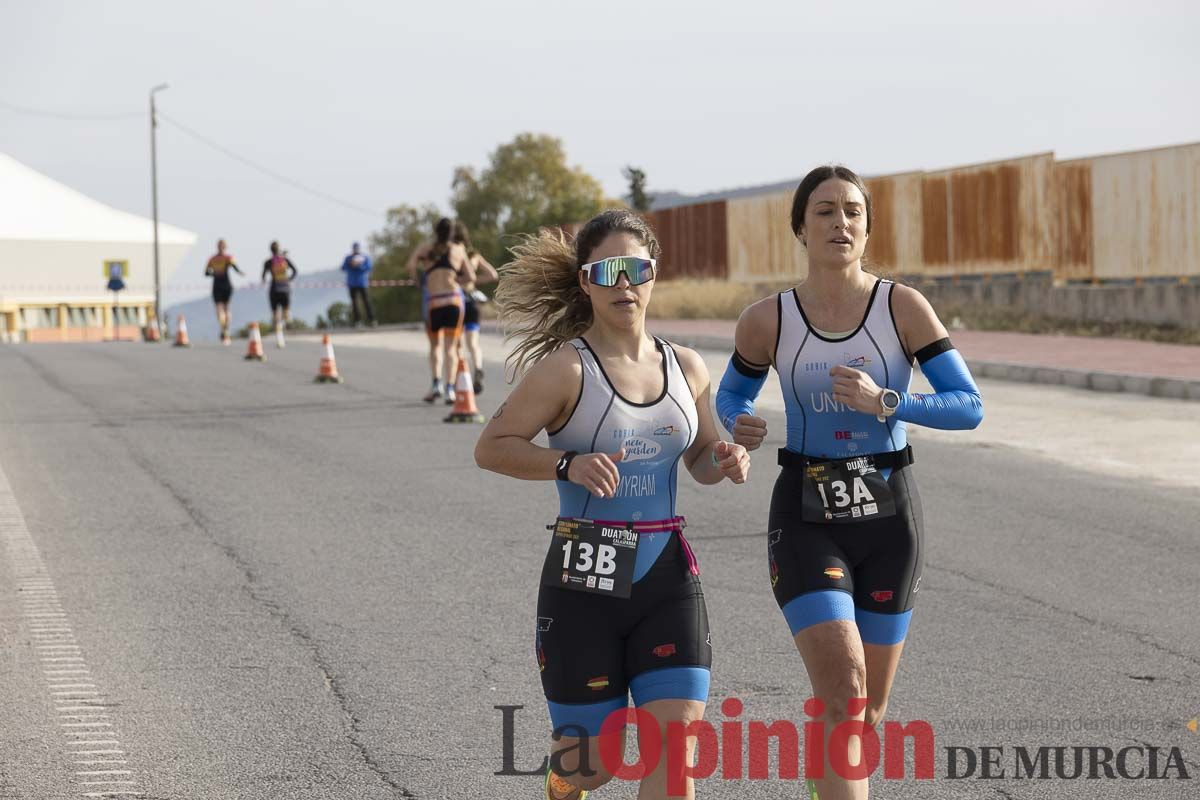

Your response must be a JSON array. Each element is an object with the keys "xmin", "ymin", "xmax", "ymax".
[{"xmin": 555, "ymin": 451, "xmax": 579, "ymax": 482}]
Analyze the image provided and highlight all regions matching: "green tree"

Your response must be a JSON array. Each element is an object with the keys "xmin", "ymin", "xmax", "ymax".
[
  {"xmin": 624, "ymin": 166, "xmax": 652, "ymax": 212},
  {"xmin": 452, "ymin": 133, "xmax": 614, "ymax": 267},
  {"xmin": 368, "ymin": 203, "xmax": 443, "ymax": 323},
  {"xmin": 325, "ymin": 301, "xmax": 351, "ymax": 328}
]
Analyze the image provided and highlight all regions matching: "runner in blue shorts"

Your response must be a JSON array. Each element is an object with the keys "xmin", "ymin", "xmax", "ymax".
[
  {"xmin": 717, "ymin": 166, "xmax": 983, "ymax": 800},
  {"xmin": 476, "ymin": 209, "xmax": 750, "ymax": 800},
  {"xmin": 452, "ymin": 221, "xmax": 498, "ymax": 394}
]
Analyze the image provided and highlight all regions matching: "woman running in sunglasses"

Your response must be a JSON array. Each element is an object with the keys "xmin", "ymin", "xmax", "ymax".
[
  {"xmin": 717, "ymin": 166, "xmax": 982, "ymax": 800},
  {"xmin": 407, "ymin": 218, "xmax": 472, "ymax": 404},
  {"xmin": 476, "ymin": 209, "xmax": 750, "ymax": 800},
  {"xmin": 452, "ymin": 221, "xmax": 498, "ymax": 394}
]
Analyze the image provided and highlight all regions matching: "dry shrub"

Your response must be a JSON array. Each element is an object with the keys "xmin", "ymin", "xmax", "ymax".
[{"xmin": 646, "ymin": 279, "xmax": 758, "ymax": 320}]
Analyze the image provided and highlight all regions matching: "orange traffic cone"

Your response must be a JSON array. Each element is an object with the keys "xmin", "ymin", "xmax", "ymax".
[
  {"xmin": 444, "ymin": 357, "xmax": 484, "ymax": 423},
  {"xmin": 314, "ymin": 334, "xmax": 344, "ymax": 383},
  {"xmin": 143, "ymin": 319, "xmax": 160, "ymax": 342},
  {"xmin": 244, "ymin": 322, "xmax": 266, "ymax": 361},
  {"xmin": 173, "ymin": 315, "xmax": 191, "ymax": 347}
]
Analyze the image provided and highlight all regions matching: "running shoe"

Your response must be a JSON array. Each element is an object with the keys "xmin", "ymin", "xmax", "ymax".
[
  {"xmin": 470, "ymin": 289, "xmax": 489, "ymax": 304},
  {"xmin": 473, "ymin": 368, "xmax": 484, "ymax": 396},
  {"xmin": 445, "ymin": 388, "xmax": 456, "ymax": 405},
  {"xmin": 545, "ymin": 767, "xmax": 586, "ymax": 799},
  {"xmin": 806, "ymin": 778, "xmax": 819, "ymax": 799},
  {"xmin": 222, "ymin": 335, "xmax": 232, "ymax": 346},
  {"xmin": 422, "ymin": 387, "xmax": 443, "ymax": 404}
]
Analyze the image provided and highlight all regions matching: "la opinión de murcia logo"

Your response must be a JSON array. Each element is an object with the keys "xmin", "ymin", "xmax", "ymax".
[{"xmin": 494, "ymin": 701, "xmax": 1192, "ymax": 793}]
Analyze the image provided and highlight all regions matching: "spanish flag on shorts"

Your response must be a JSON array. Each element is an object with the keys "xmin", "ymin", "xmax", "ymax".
[
  {"xmin": 824, "ymin": 567, "xmax": 845, "ymax": 580},
  {"xmin": 586, "ymin": 676, "xmax": 609, "ymax": 691}
]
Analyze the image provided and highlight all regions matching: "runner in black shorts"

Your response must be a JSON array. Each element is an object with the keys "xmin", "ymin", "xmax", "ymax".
[
  {"xmin": 408, "ymin": 219, "xmax": 472, "ymax": 404},
  {"xmin": 262, "ymin": 241, "xmax": 297, "ymax": 349},
  {"xmin": 476, "ymin": 209, "xmax": 750, "ymax": 799},
  {"xmin": 205, "ymin": 239, "xmax": 243, "ymax": 345},
  {"xmin": 717, "ymin": 166, "xmax": 982, "ymax": 798}
]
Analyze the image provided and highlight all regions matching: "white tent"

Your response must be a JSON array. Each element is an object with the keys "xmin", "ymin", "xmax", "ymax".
[{"xmin": 0, "ymin": 152, "xmax": 196, "ymax": 341}]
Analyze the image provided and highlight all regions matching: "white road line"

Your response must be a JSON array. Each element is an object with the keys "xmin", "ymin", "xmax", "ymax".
[
  {"xmin": 0, "ymin": 463, "xmax": 146, "ymax": 798},
  {"xmin": 74, "ymin": 771, "xmax": 133, "ymax": 776}
]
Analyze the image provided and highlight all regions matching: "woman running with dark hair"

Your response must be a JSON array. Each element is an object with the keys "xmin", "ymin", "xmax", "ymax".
[
  {"xmin": 476, "ymin": 209, "xmax": 750, "ymax": 800},
  {"xmin": 452, "ymin": 220, "xmax": 498, "ymax": 394},
  {"xmin": 408, "ymin": 217, "xmax": 472, "ymax": 404},
  {"xmin": 716, "ymin": 165, "xmax": 982, "ymax": 800},
  {"xmin": 205, "ymin": 238, "xmax": 243, "ymax": 345}
]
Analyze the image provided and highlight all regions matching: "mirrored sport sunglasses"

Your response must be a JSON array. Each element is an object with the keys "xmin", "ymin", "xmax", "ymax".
[{"xmin": 580, "ymin": 256, "xmax": 657, "ymax": 287}]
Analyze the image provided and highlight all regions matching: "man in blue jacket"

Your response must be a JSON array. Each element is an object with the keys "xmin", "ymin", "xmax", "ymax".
[{"xmin": 341, "ymin": 242, "xmax": 376, "ymax": 327}]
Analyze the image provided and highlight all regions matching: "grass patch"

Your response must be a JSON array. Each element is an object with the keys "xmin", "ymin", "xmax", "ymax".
[{"xmin": 646, "ymin": 279, "xmax": 758, "ymax": 320}]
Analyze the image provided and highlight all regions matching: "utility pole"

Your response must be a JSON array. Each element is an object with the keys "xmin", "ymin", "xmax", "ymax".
[{"xmin": 149, "ymin": 83, "xmax": 168, "ymax": 333}]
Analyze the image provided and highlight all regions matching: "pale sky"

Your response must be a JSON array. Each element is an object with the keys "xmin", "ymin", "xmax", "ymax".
[{"xmin": 2, "ymin": 0, "xmax": 1197, "ymax": 304}]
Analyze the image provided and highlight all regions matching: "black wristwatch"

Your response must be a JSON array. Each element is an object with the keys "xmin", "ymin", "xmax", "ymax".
[{"xmin": 555, "ymin": 451, "xmax": 579, "ymax": 482}]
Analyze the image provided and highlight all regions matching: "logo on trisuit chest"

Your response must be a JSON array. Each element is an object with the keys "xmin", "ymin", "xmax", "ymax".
[{"xmin": 621, "ymin": 437, "xmax": 662, "ymax": 463}]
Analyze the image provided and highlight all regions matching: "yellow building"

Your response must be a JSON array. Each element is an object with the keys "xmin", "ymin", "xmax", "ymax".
[{"xmin": 0, "ymin": 153, "xmax": 196, "ymax": 343}]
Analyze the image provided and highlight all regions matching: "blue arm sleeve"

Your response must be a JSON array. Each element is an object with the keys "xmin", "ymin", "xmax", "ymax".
[
  {"xmin": 896, "ymin": 340, "xmax": 983, "ymax": 430},
  {"xmin": 716, "ymin": 351, "xmax": 769, "ymax": 433}
]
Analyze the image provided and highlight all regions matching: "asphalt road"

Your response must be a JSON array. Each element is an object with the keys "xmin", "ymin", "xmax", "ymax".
[{"xmin": 0, "ymin": 336, "xmax": 1196, "ymax": 799}]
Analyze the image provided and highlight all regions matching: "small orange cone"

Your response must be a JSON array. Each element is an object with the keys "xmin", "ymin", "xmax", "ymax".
[
  {"xmin": 143, "ymin": 319, "xmax": 161, "ymax": 342},
  {"xmin": 444, "ymin": 357, "xmax": 484, "ymax": 423},
  {"xmin": 173, "ymin": 315, "xmax": 191, "ymax": 347},
  {"xmin": 314, "ymin": 334, "xmax": 344, "ymax": 383},
  {"xmin": 244, "ymin": 322, "xmax": 266, "ymax": 361}
]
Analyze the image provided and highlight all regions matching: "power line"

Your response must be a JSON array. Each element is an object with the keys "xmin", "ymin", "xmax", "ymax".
[
  {"xmin": 0, "ymin": 97, "xmax": 142, "ymax": 121},
  {"xmin": 156, "ymin": 111, "xmax": 383, "ymax": 220}
]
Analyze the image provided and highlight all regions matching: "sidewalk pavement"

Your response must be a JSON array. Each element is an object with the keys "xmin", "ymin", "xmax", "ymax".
[
  {"xmin": 646, "ymin": 319, "xmax": 1200, "ymax": 402},
  {"xmin": 314, "ymin": 320, "xmax": 1199, "ymax": 401}
]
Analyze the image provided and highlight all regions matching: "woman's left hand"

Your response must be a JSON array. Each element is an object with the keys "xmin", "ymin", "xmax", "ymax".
[
  {"xmin": 713, "ymin": 441, "xmax": 750, "ymax": 484},
  {"xmin": 830, "ymin": 365, "xmax": 883, "ymax": 415}
]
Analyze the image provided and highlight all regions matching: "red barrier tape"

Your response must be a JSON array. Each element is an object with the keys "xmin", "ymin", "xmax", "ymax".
[{"xmin": 0, "ymin": 279, "xmax": 418, "ymax": 292}]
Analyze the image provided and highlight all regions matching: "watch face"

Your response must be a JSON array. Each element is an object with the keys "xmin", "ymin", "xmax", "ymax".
[{"xmin": 883, "ymin": 391, "xmax": 900, "ymax": 410}]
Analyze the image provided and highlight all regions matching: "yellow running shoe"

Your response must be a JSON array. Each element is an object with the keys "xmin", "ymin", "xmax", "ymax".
[
  {"xmin": 806, "ymin": 777, "xmax": 819, "ymax": 799},
  {"xmin": 545, "ymin": 767, "xmax": 587, "ymax": 799}
]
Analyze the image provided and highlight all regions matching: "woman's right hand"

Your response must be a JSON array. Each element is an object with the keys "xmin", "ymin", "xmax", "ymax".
[
  {"xmin": 731, "ymin": 414, "xmax": 768, "ymax": 451},
  {"xmin": 568, "ymin": 447, "xmax": 625, "ymax": 498}
]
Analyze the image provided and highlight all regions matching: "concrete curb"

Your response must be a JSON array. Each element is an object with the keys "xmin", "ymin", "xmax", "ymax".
[
  {"xmin": 965, "ymin": 360, "xmax": 1200, "ymax": 401},
  {"xmin": 654, "ymin": 331, "xmax": 1200, "ymax": 402}
]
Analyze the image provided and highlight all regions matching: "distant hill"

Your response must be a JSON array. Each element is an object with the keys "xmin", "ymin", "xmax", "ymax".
[{"xmin": 164, "ymin": 267, "xmax": 349, "ymax": 341}]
